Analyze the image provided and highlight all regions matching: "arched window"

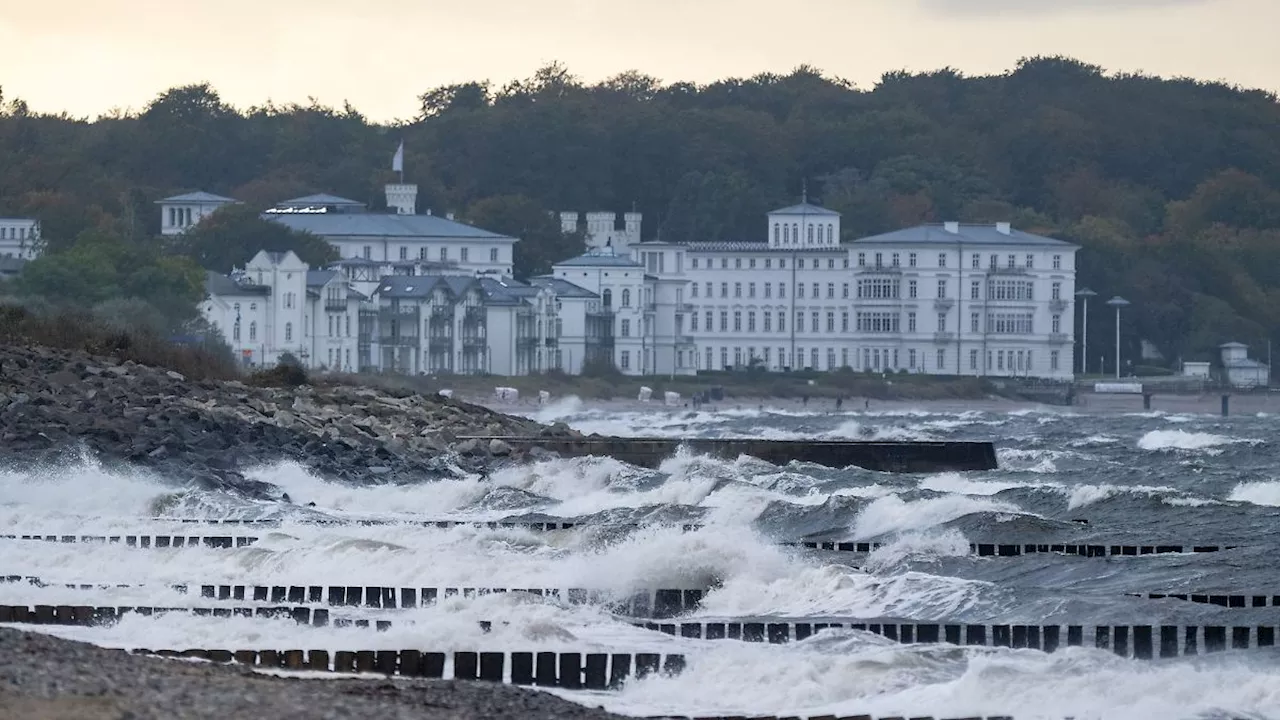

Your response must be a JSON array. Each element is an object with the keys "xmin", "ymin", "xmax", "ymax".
[
  {"xmin": 782, "ymin": 225, "xmax": 789, "ymax": 243},
  {"xmin": 603, "ymin": 289, "xmax": 612, "ymax": 308},
  {"xmin": 773, "ymin": 223, "xmax": 780, "ymax": 243},
  {"xmin": 622, "ymin": 289, "xmax": 631, "ymax": 307},
  {"xmin": 285, "ymin": 322, "xmax": 293, "ymax": 342},
  {"xmin": 249, "ymin": 322, "xmax": 257, "ymax": 341},
  {"xmin": 827, "ymin": 224, "xmax": 834, "ymax": 243},
  {"xmin": 249, "ymin": 303, "xmax": 257, "ymax": 312},
  {"xmin": 792, "ymin": 224, "xmax": 799, "ymax": 243},
  {"xmin": 232, "ymin": 321, "xmax": 241, "ymax": 342},
  {"xmin": 807, "ymin": 225, "xmax": 814, "ymax": 243}
]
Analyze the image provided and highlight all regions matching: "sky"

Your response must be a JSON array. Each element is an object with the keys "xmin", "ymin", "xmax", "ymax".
[{"xmin": 1, "ymin": 0, "xmax": 1276, "ymax": 121}]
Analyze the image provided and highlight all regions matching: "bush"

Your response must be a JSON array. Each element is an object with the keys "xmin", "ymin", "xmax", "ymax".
[
  {"xmin": 0, "ymin": 302, "xmax": 240, "ymax": 381},
  {"xmin": 247, "ymin": 360, "xmax": 309, "ymax": 387}
]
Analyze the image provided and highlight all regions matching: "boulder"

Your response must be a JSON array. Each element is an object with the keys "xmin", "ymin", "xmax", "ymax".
[{"xmin": 488, "ymin": 438, "xmax": 512, "ymax": 456}]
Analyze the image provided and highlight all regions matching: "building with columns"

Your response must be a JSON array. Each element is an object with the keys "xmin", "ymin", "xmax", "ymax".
[{"xmin": 0, "ymin": 217, "xmax": 42, "ymax": 260}]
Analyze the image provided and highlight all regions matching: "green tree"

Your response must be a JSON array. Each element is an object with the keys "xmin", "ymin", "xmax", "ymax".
[
  {"xmin": 173, "ymin": 203, "xmax": 337, "ymax": 272},
  {"xmin": 465, "ymin": 195, "xmax": 584, "ymax": 279}
]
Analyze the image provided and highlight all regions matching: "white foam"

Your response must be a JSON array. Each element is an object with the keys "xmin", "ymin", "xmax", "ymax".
[
  {"xmin": 918, "ymin": 473, "xmax": 1028, "ymax": 496},
  {"xmin": 1136, "ymin": 429, "xmax": 1257, "ymax": 453},
  {"xmin": 1228, "ymin": 480, "xmax": 1280, "ymax": 507},
  {"xmin": 851, "ymin": 494, "xmax": 1026, "ymax": 539}
]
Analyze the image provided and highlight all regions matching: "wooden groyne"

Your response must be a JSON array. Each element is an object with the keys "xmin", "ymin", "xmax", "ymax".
[{"xmin": 466, "ymin": 437, "xmax": 999, "ymax": 473}]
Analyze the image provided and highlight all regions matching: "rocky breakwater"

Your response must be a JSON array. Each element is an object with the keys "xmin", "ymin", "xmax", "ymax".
[{"xmin": 0, "ymin": 343, "xmax": 581, "ymax": 498}]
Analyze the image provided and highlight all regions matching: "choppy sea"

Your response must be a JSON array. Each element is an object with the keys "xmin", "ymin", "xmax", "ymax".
[{"xmin": 2, "ymin": 398, "xmax": 1280, "ymax": 719}]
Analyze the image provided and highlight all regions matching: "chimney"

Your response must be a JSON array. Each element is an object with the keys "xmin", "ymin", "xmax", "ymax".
[
  {"xmin": 385, "ymin": 183, "xmax": 418, "ymax": 215},
  {"xmin": 446, "ymin": 212, "xmax": 455, "ymax": 221},
  {"xmin": 944, "ymin": 221, "xmax": 959, "ymax": 233},
  {"xmin": 996, "ymin": 222, "xmax": 1011, "ymax": 235}
]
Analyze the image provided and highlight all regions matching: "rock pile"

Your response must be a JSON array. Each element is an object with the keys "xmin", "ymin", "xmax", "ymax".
[{"xmin": 0, "ymin": 343, "xmax": 581, "ymax": 497}]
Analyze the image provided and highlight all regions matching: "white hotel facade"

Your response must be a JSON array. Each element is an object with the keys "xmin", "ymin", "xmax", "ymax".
[{"xmin": 173, "ymin": 180, "xmax": 1077, "ymax": 380}]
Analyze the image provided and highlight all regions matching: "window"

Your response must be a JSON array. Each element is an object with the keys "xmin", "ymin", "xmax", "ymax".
[
  {"xmin": 748, "ymin": 311, "xmax": 756, "ymax": 332},
  {"xmin": 827, "ymin": 283, "xmax": 834, "ymax": 299},
  {"xmin": 842, "ymin": 283, "xmax": 849, "ymax": 299},
  {"xmin": 285, "ymin": 322, "xmax": 293, "ymax": 342},
  {"xmin": 798, "ymin": 284, "xmax": 805, "ymax": 299},
  {"xmin": 719, "ymin": 311, "xmax": 728, "ymax": 332},
  {"xmin": 937, "ymin": 313, "xmax": 947, "ymax": 332},
  {"xmin": 988, "ymin": 280, "xmax": 1035, "ymax": 301},
  {"xmin": 720, "ymin": 347, "xmax": 728, "ymax": 369},
  {"xmin": 735, "ymin": 258, "xmax": 742, "ymax": 269},
  {"xmin": 706, "ymin": 347, "xmax": 713, "ymax": 370},
  {"xmin": 783, "ymin": 225, "xmax": 790, "ymax": 243},
  {"xmin": 841, "ymin": 348, "xmax": 849, "ymax": 367},
  {"xmin": 490, "ymin": 248, "xmax": 499, "ymax": 262},
  {"xmin": 692, "ymin": 258, "xmax": 700, "ymax": 270},
  {"xmin": 621, "ymin": 319, "xmax": 631, "ymax": 337},
  {"xmin": 749, "ymin": 259, "xmax": 756, "ymax": 269},
  {"xmin": 328, "ymin": 316, "xmax": 334, "ymax": 336},
  {"xmin": 705, "ymin": 282, "xmax": 712, "ymax": 297},
  {"xmin": 811, "ymin": 348, "xmax": 819, "ymax": 368},
  {"xmin": 826, "ymin": 348, "xmax": 836, "ymax": 369},
  {"xmin": 841, "ymin": 311, "xmax": 849, "ymax": 332},
  {"xmin": 763, "ymin": 313, "xmax": 772, "ymax": 332},
  {"xmin": 461, "ymin": 248, "xmax": 469, "ymax": 262},
  {"xmin": 936, "ymin": 349, "xmax": 945, "ymax": 370},
  {"xmin": 764, "ymin": 283, "xmax": 772, "ymax": 299},
  {"xmin": 691, "ymin": 284, "xmax": 699, "ymax": 298},
  {"xmin": 826, "ymin": 312, "xmax": 835, "ymax": 332},
  {"xmin": 773, "ymin": 224, "xmax": 780, "ymax": 243},
  {"xmin": 622, "ymin": 289, "xmax": 631, "ymax": 307},
  {"xmin": 857, "ymin": 278, "xmax": 901, "ymax": 299},
  {"xmin": 1025, "ymin": 254, "xmax": 1033, "ymax": 268},
  {"xmin": 972, "ymin": 253, "xmax": 980, "ymax": 269},
  {"xmin": 1051, "ymin": 350, "xmax": 1060, "ymax": 371},
  {"xmin": 440, "ymin": 247, "xmax": 448, "ymax": 262},
  {"xmin": 779, "ymin": 259, "xmax": 786, "ymax": 269},
  {"xmin": 1052, "ymin": 314, "xmax": 1061, "ymax": 333},
  {"xmin": 908, "ymin": 312, "xmax": 917, "ymax": 332},
  {"xmin": 858, "ymin": 252, "xmax": 866, "ymax": 267},
  {"xmin": 721, "ymin": 258, "xmax": 728, "ymax": 269},
  {"xmin": 1007, "ymin": 254, "xmax": 1016, "ymax": 269},
  {"xmin": 733, "ymin": 311, "xmax": 742, "ymax": 332},
  {"xmin": 621, "ymin": 351, "xmax": 630, "ymax": 370},
  {"xmin": 363, "ymin": 245, "xmax": 372, "ymax": 259},
  {"xmin": 909, "ymin": 349, "xmax": 917, "ymax": 368},
  {"xmin": 909, "ymin": 252, "xmax": 917, "ymax": 268},
  {"xmin": 735, "ymin": 347, "xmax": 744, "ymax": 366},
  {"xmin": 938, "ymin": 253, "xmax": 947, "ymax": 268},
  {"xmin": 937, "ymin": 279, "xmax": 947, "ymax": 299},
  {"xmin": 908, "ymin": 280, "xmax": 918, "ymax": 299},
  {"xmin": 828, "ymin": 259, "xmax": 835, "ymax": 270},
  {"xmin": 778, "ymin": 312, "xmax": 786, "ymax": 333},
  {"xmin": 874, "ymin": 252, "xmax": 883, "ymax": 267},
  {"xmin": 399, "ymin": 246, "xmax": 408, "ymax": 260},
  {"xmin": 843, "ymin": 258, "xmax": 849, "ymax": 269},
  {"xmin": 779, "ymin": 283, "xmax": 786, "ymax": 298},
  {"xmin": 1052, "ymin": 282, "xmax": 1062, "ymax": 300},
  {"xmin": 603, "ymin": 289, "xmax": 613, "ymax": 307},
  {"xmin": 1053, "ymin": 254, "xmax": 1062, "ymax": 270},
  {"xmin": 798, "ymin": 259, "xmax": 805, "ymax": 269},
  {"xmin": 971, "ymin": 281, "xmax": 981, "ymax": 300},
  {"xmin": 232, "ymin": 321, "xmax": 241, "ymax": 342},
  {"xmin": 990, "ymin": 254, "xmax": 998, "ymax": 269},
  {"xmin": 892, "ymin": 252, "xmax": 900, "ymax": 267},
  {"xmin": 811, "ymin": 312, "xmax": 820, "ymax": 334},
  {"xmin": 807, "ymin": 225, "xmax": 814, "ymax": 243},
  {"xmin": 345, "ymin": 316, "xmax": 350, "ymax": 336},
  {"xmin": 971, "ymin": 313, "xmax": 980, "ymax": 332},
  {"xmin": 986, "ymin": 312, "xmax": 1035, "ymax": 334},
  {"xmin": 796, "ymin": 312, "xmax": 804, "ymax": 332},
  {"xmin": 812, "ymin": 283, "xmax": 819, "ymax": 298},
  {"xmin": 734, "ymin": 282, "xmax": 742, "ymax": 298},
  {"xmin": 705, "ymin": 311, "xmax": 713, "ymax": 330},
  {"xmin": 765, "ymin": 259, "xmax": 772, "ymax": 269},
  {"xmin": 721, "ymin": 283, "xmax": 728, "ymax": 298},
  {"xmin": 827, "ymin": 224, "xmax": 834, "ymax": 242},
  {"xmin": 855, "ymin": 312, "xmax": 900, "ymax": 333},
  {"xmin": 691, "ymin": 313, "xmax": 699, "ymax": 331}
]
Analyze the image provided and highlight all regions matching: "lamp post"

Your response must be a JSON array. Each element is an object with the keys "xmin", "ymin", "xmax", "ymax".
[
  {"xmin": 1106, "ymin": 296, "xmax": 1130, "ymax": 379},
  {"xmin": 1075, "ymin": 288, "xmax": 1096, "ymax": 376}
]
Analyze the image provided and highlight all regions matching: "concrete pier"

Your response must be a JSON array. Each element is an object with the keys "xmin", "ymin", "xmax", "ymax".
[{"xmin": 463, "ymin": 436, "xmax": 998, "ymax": 473}]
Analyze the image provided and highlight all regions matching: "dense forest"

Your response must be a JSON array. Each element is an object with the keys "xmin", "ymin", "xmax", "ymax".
[{"xmin": 1, "ymin": 56, "xmax": 1279, "ymax": 368}]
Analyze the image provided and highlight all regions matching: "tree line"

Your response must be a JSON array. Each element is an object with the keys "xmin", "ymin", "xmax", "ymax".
[{"xmin": 1, "ymin": 56, "xmax": 1279, "ymax": 366}]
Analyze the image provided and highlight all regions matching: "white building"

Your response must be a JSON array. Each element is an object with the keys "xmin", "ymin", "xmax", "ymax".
[
  {"xmin": 0, "ymin": 217, "xmax": 42, "ymax": 260},
  {"xmin": 155, "ymin": 192, "xmax": 238, "ymax": 236},
  {"xmin": 674, "ymin": 203, "xmax": 1079, "ymax": 379},
  {"xmin": 560, "ymin": 211, "xmax": 642, "ymax": 255},
  {"xmin": 1220, "ymin": 342, "xmax": 1269, "ymax": 388},
  {"xmin": 265, "ymin": 184, "xmax": 517, "ymax": 277}
]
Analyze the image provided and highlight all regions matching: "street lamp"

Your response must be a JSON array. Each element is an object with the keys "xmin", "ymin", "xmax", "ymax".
[
  {"xmin": 1105, "ymin": 296, "xmax": 1130, "ymax": 379},
  {"xmin": 1075, "ymin": 287, "xmax": 1096, "ymax": 375}
]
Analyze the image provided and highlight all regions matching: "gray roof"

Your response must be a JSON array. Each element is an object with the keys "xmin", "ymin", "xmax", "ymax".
[
  {"xmin": 852, "ymin": 224, "xmax": 1077, "ymax": 248},
  {"xmin": 530, "ymin": 276, "xmax": 599, "ymax": 299},
  {"xmin": 306, "ymin": 270, "xmax": 337, "ymax": 288},
  {"xmin": 685, "ymin": 241, "xmax": 845, "ymax": 253},
  {"xmin": 769, "ymin": 202, "xmax": 839, "ymax": 216},
  {"xmin": 267, "ymin": 212, "xmax": 513, "ymax": 240},
  {"xmin": 156, "ymin": 191, "xmax": 238, "ymax": 204},
  {"xmin": 278, "ymin": 193, "xmax": 366, "ymax": 208},
  {"xmin": 479, "ymin": 277, "xmax": 535, "ymax": 306},
  {"xmin": 375, "ymin": 274, "xmax": 478, "ymax": 300},
  {"xmin": 554, "ymin": 249, "xmax": 642, "ymax": 267},
  {"xmin": 205, "ymin": 271, "xmax": 270, "ymax": 297},
  {"xmin": 1220, "ymin": 342, "xmax": 1249, "ymax": 349}
]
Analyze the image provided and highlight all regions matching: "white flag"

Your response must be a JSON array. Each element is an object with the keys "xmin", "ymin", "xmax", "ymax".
[{"xmin": 392, "ymin": 140, "xmax": 404, "ymax": 173}]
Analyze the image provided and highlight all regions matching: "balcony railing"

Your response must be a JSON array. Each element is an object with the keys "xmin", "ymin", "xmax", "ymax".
[
  {"xmin": 1049, "ymin": 299, "xmax": 1069, "ymax": 312},
  {"xmin": 428, "ymin": 336, "xmax": 452, "ymax": 352},
  {"xmin": 324, "ymin": 299, "xmax": 346, "ymax": 312},
  {"xmin": 988, "ymin": 266, "xmax": 1029, "ymax": 275},
  {"xmin": 933, "ymin": 331, "xmax": 955, "ymax": 343},
  {"xmin": 644, "ymin": 303, "xmax": 657, "ymax": 313},
  {"xmin": 379, "ymin": 334, "xmax": 419, "ymax": 347},
  {"xmin": 544, "ymin": 337, "xmax": 559, "ymax": 347},
  {"xmin": 516, "ymin": 336, "xmax": 538, "ymax": 348},
  {"xmin": 934, "ymin": 298, "xmax": 955, "ymax": 310},
  {"xmin": 463, "ymin": 306, "xmax": 486, "ymax": 324},
  {"xmin": 381, "ymin": 304, "xmax": 419, "ymax": 316},
  {"xmin": 1049, "ymin": 332, "xmax": 1070, "ymax": 344},
  {"xmin": 856, "ymin": 265, "xmax": 903, "ymax": 274},
  {"xmin": 675, "ymin": 335, "xmax": 696, "ymax": 345},
  {"xmin": 462, "ymin": 335, "xmax": 487, "ymax": 349}
]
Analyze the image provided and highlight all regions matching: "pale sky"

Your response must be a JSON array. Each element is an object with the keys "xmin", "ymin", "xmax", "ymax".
[{"xmin": 2, "ymin": 0, "xmax": 1276, "ymax": 121}]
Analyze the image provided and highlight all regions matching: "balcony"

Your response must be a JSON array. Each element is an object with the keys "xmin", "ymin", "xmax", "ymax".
[
  {"xmin": 462, "ymin": 335, "xmax": 487, "ymax": 350},
  {"xmin": 544, "ymin": 337, "xmax": 559, "ymax": 347},
  {"xmin": 988, "ymin": 266, "xmax": 1029, "ymax": 275},
  {"xmin": 675, "ymin": 335, "xmax": 696, "ymax": 346},
  {"xmin": 463, "ymin": 306, "xmax": 486, "ymax": 324},
  {"xmin": 856, "ymin": 265, "xmax": 903, "ymax": 274},
  {"xmin": 516, "ymin": 336, "xmax": 538, "ymax": 348},
  {"xmin": 428, "ymin": 336, "xmax": 452, "ymax": 352},
  {"xmin": 324, "ymin": 299, "xmax": 346, "ymax": 312},
  {"xmin": 1049, "ymin": 333, "xmax": 1070, "ymax": 344},
  {"xmin": 379, "ymin": 334, "xmax": 418, "ymax": 347},
  {"xmin": 933, "ymin": 331, "xmax": 955, "ymax": 343},
  {"xmin": 1049, "ymin": 299, "xmax": 1069, "ymax": 312},
  {"xmin": 587, "ymin": 309, "xmax": 615, "ymax": 319},
  {"xmin": 933, "ymin": 298, "xmax": 955, "ymax": 310},
  {"xmin": 678, "ymin": 303, "xmax": 695, "ymax": 312},
  {"xmin": 644, "ymin": 302, "xmax": 657, "ymax": 313}
]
